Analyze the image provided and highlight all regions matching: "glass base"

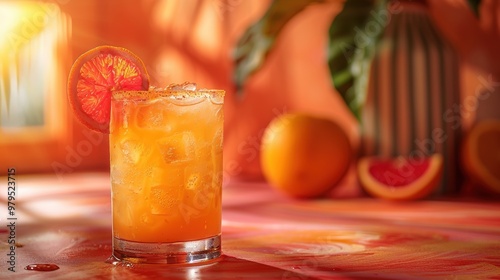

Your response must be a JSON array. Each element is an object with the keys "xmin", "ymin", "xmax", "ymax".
[{"xmin": 112, "ymin": 235, "xmax": 221, "ymax": 264}]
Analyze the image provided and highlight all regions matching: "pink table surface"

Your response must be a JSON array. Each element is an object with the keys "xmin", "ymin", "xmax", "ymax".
[{"xmin": 1, "ymin": 172, "xmax": 500, "ymax": 279}]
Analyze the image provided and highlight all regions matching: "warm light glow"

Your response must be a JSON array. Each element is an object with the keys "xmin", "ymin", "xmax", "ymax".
[
  {"xmin": 0, "ymin": 2, "xmax": 69, "ymax": 129},
  {"xmin": 0, "ymin": 4, "xmax": 24, "ymax": 51},
  {"xmin": 0, "ymin": 2, "xmax": 49, "ymax": 55}
]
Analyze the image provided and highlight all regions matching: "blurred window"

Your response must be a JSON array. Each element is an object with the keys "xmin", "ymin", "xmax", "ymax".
[{"xmin": 0, "ymin": 1, "xmax": 70, "ymax": 172}]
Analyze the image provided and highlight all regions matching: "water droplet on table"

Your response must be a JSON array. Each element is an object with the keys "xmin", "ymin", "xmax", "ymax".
[
  {"xmin": 105, "ymin": 255, "xmax": 134, "ymax": 267},
  {"xmin": 24, "ymin": 264, "xmax": 60, "ymax": 271}
]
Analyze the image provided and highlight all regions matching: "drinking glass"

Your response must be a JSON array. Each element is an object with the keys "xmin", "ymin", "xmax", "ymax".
[{"xmin": 109, "ymin": 85, "xmax": 224, "ymax": 264}]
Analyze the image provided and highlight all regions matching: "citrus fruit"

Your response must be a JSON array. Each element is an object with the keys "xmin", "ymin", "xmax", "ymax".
[
  {"xmin": 68, "ymin": 46, "xmax": 150, "ymax": 133},
  {"xmin": 260, "ymin": 113, "xmax": 352, "ymax": 199},
  {"xmin": 461, "ymin": 120, "xmax": 500, "ymax": 194},
  {"xmin": 357, "ymin": 154, "xmax": 443, "ymax": 201}
]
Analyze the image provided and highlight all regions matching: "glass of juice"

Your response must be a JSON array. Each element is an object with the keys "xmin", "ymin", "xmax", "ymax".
[{"xmin": 109, "ymin": 83, "xmax": 224, "ymax": 264}]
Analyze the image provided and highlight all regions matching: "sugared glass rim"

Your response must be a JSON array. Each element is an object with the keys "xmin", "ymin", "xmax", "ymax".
[{"xmin": 112, "ymin": 88, "xmax": 225, "ymax": 101}]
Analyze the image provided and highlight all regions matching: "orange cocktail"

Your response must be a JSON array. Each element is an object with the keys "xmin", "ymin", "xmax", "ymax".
[{"xmin": 109, "ymin": 84, "xmax": 223, "ymax": 264}]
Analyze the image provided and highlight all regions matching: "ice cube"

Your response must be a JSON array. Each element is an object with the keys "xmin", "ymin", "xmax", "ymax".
[
  {"xmin": 121, "ymin": 140, "xmax": 143, "ymax": 164},
  {"xmin": 211, "ymin": 170, "xmax": 223, "ymax": 190},
  {"xmin": 110, "ymin": 164, "xmax": 125, "ymax": 185},
  {"xmin": 184, "ymin": 165, "xmax": 213, "ymax": 193},
  {"xmin": 211, "ymin": 129, "xmax": 223, "ymax": 188},
  {"xmin": 144, "ymin": 165, "xmax": 184, "ymax": 215},
  {"xmin": 185, "ymin": 173, "xmax": 201, "ymax": 191},
  {"xmin": 183, "ymin": 165, "xmax": 215, "ymax": 211},
  {"xmin": 213, "ymin": 127, "xmax": 223, "ymax": 154},
  {"xmin": 157, "ymin": 132, "xmax": 196, "ymax": 164},
  {"xmin": 145, "ymin": 166, "xmax": 164, "ymax": 187},
  {"xmin": 146, "ymin": 166, "xmax": 183, "ymax": 188},
  {"xmin": 112, "ymin": 164, "xmax": 155, "ymax": 195},
  {"xmin": 135, "ymin": 101, "xmax": 170, "ymax": 129},
  {"xmin": 168, "ymin": 95, "xmax": 205, "ymax": 106},
  {"xmin": 168, "ymin": 82, "xmax": 197, "ymax": 91},
  {"xmin": 113, "ymin": 192, "xmax": 137, "ymax": 229},
  {"xmin": 149, "ymin": 185, "xmax": 179, "ymax": 215},
  {"xmin": 123, "ymin": 203, "xmax": 134, "ymax": 228},
  {"xmin": 209, "ymin": 93, "xmax": 224, "ymax": 105},
  {"xmin": 123, "ymin": 113, "xmax": 129, "ymax": 129}
]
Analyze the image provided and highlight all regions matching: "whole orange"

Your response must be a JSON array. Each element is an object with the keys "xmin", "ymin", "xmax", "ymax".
[{"xmin": 260, "ymin": 113, "xmax": 352, "ymax": 198}]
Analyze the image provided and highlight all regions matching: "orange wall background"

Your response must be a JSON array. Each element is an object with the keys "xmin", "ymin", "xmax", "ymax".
[{"xmin": 2, "ymin": 0, "xmax": 498, "ymax": 183}]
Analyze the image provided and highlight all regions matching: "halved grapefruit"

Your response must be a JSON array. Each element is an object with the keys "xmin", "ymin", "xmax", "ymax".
[
  {"xmin": 67, "ymin": 46, "xmax": 150, "ymax": 133},
  {"xmin": 461, "ymin": 120, "xmax": 500, "ymax": 194},
  {"xmin": 357, "ymin": 154, "xmax": 443, "ymax": 200}
]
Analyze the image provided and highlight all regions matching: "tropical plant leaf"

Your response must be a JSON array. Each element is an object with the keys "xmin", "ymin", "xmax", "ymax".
[
  {"xmin": 327, "ymin": 0, "xmax": 388, "ymax": 120},
  {"xmin": 467, "ymin": 0, "xmax": 482, "ymax": 17},
  {"xmin": 233, "ymin": 0, "xmax": 325, "ymax": 94}
]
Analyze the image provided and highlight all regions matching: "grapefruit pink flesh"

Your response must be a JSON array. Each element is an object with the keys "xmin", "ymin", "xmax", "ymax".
[
  {"xmin": 368, "ymin": 158, "xmax": 430, "ymax": 187},
  {"xmin": 358, "ymin": 154, "xmax": 443, "ymax": 200},
  {"xmin": 68, "ymin": 46, "xmax": 149, "ymax": 133}
]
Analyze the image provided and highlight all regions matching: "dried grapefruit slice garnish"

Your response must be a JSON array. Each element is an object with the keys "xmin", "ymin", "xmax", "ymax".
[
  {"xmin": 462, "ymin": 120, "xmax": 500, "ymax": 194},
  {"xmin": 67, "ymin": 46, "xmax": 149, "ymax": 133},
  {"xmin": 357, "ymin": 154, "xmax": 443, "ymax": 201}
]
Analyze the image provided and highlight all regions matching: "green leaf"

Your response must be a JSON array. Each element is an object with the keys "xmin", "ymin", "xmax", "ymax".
[
  {"xmin": 467, "ymin": 0, "xmax": 481, "ymax": 17},
  {"xmin": 328, "ymin": 0, "xmax": 388, "ymax": 120},
  {"xmin": 233, "ymin": 0, "xmax": 324, "ymax": 94}
]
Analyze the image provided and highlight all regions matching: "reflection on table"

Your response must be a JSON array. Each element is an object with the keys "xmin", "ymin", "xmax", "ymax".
[{"xmin": 1, "ymin": 172, "xmax": 499, "ymax": 279}]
